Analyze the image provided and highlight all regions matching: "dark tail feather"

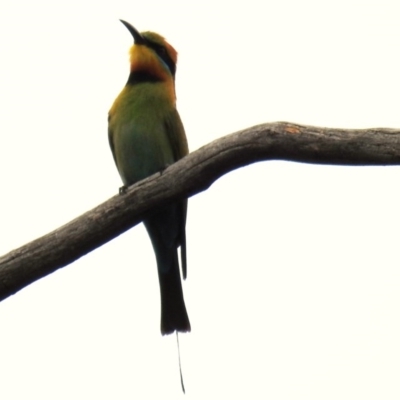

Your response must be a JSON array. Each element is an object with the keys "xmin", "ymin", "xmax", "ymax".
[
  {"xmin": 144, "ymin": 208, "xmax": 190, "ymax": 335},
  {"xmin": 158, "ymin": 249, "xmax": 191, "ymax": 335}
]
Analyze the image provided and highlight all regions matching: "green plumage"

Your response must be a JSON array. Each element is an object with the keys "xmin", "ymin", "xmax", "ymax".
[
  {"xmin": 109, "ymin": 84, "xmax": 187, "ymax": 184},
  {"xmin": 108, "ymin": 24, "xmax": 190, "ymax": 335}
]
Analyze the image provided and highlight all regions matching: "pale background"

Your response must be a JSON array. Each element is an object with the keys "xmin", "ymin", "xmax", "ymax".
[{"xmin": 0, "ymin": 0, "xmax": 400, "ymax": 398}]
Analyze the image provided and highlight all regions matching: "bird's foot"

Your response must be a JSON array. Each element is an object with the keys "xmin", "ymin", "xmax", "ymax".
[{"xmin": 119, "ymin": 185, "xmax": 128, "ymax": 195}]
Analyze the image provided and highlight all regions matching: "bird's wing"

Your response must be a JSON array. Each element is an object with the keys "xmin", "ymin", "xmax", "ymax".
[
  {"xmin": 164, "ymin": 108, "xmax": 189, "ymax": 161},
  {"xmin": 107, "ymin": 113, "xmax": 118, "ymax": 166}
]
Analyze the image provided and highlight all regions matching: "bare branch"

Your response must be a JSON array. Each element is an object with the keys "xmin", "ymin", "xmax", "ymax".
[{"xmin": 1, "ymin": 121, "xmax": 400, "ymax": 301}]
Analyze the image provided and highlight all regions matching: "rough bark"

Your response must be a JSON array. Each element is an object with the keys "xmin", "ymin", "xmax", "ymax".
[{"xmin": 1, "ymin": 121, "xmax": 400, "ymax": 301}]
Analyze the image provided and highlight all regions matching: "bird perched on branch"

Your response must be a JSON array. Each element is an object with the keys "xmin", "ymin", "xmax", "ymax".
[{"xmin": 108, "ymin": 20, "xmax": 190, "ymax": 335}]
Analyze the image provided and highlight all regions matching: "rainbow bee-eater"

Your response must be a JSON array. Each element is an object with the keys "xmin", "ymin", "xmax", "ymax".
[{"xmin": 108, "ymin": 20, "xmax": 190, "ymax": 335}]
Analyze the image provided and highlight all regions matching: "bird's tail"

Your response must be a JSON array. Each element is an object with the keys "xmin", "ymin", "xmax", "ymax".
[
  {"xmin": 157, "ymin": 248, "xmax": 191, "ymax": 335},
  {"xmin": 144, "ymin": 208, "xmax": 191, "ymax": 335}
]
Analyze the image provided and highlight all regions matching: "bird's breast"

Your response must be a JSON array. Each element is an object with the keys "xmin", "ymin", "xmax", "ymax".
[{"xmin": 109, "ymin": 84, "xmax": 175, "ymax": 185}]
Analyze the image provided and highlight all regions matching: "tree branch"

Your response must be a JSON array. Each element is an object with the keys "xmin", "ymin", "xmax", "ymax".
[{"xmin": 1, "ymin": 121, "xmax": 400, "ymax": 301}]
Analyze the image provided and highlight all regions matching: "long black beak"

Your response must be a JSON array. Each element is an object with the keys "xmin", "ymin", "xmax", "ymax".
[{"xmin": 119, "ymin": 20, "xmax": 146, "ymax": 45}]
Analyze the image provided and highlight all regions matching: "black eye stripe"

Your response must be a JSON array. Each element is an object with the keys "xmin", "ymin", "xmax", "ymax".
[{"xmin": 147, "ymin": 42, "xmax": 176, "ymax": 77}]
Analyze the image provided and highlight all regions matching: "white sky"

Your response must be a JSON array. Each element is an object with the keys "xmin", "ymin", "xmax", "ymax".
[{"xmin": 0, "ymin": 0, "xmax": 400, "ymax": 398}]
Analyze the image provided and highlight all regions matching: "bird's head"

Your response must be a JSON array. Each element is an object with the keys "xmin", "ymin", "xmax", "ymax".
[{"xmin": 120, "ymin": 20, "xmax": 178, "ymax": 83}]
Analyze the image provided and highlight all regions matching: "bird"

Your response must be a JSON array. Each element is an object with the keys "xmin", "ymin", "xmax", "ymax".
[{"xmin": 108, "ymin": 20, "xmax": 190, "ymax": 336}]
